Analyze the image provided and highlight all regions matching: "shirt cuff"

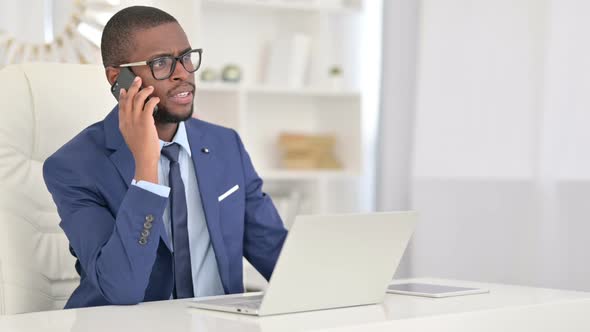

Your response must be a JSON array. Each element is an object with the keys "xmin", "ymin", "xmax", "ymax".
[{"xmin": 131, "ymin": 179, "xmax": 170, "ymax": 198}]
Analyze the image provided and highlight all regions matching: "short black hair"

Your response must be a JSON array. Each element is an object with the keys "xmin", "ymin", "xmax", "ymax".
[{"xmin": 101, "ymin": 6, "xmax": 178, "ymax": 67}]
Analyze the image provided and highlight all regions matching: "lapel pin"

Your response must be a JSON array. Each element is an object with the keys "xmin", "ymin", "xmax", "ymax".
[{"xmin": 201, "ymin": 147, "xmax": 210, "ymax": 154}]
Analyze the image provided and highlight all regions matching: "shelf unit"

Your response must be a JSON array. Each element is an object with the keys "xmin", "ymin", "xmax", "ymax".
[
  {"xmin": 174, "ymin": 0, "xmax": 369, "ymax": 222},
  {"xmin": 148, "ymin": 0, "xmax": 381, "ymax": 290},
  {"xmin": 195, "ymin": 83, "xmax": 362, "ymax": 205}
]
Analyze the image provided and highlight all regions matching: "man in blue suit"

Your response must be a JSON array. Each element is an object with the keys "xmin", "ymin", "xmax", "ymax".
[{"xmin": 43, "ymin": 6, "xmax": 287, "ymax": 309}]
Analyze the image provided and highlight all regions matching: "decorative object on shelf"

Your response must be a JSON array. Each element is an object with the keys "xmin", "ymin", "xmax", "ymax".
[
  {"xmin": 278, "ymin": 133, "xmax": 341, "ymax": 170},
  {"xmin": 0, "ymin": 0, "xmax": 119, "ymax": 66},
  {"xmin": 200, "ymin": 67, "xmax": 219, "ymax": 82},
  {"xmin": 221, "ymin": 64, "xmax": 242, "ymax": 83},
  {"xmin": 328, "ymin": 65, "xmax": 344, "ymax": 90}
]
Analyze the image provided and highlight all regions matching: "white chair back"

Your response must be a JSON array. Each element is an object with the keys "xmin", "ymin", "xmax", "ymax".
[{"xmin": 0, "ymin": 63, "xmax": 114, "ymax": 314}]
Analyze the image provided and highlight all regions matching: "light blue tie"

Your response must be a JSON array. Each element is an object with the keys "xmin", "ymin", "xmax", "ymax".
[{"xmin": 161, "ymin": 143, "xmax": 194, "ymax": 298}]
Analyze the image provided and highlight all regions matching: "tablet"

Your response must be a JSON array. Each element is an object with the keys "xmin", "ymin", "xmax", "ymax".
[{"xmin": 387, "ymin": 283, "xmax": 489, "ymax": 298}]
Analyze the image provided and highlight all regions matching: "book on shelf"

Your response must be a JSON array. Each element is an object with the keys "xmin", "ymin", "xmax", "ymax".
[
  {"xmin": 263, "ymin": 33, "xmax": 311, "ymax": 88},
  {"xmin": 278, "ymin": 133, "xmax": 342, "ymax": 170}
]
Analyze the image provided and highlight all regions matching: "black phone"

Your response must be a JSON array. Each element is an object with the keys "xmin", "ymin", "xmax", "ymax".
[{"xmin": 110, "ymin": 67, "xmax": 158, "ymax": 116}]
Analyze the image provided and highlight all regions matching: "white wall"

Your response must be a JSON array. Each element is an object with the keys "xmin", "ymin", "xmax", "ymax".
[
  {"xmin": 405, "ymin": 0, "xmax": 590, "ymax": 291},
  {"xmin": 377, "ymin": 0, "xmax": 419, "ymax": 211},
  {"xmin": 376, "ymin": 0, "xmax": 419, "ymax": 277}
]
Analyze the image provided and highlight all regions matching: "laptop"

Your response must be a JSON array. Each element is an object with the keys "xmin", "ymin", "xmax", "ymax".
[{"xmin": 189, "ymin": 211, "xmax": 416, "ymax": 316}]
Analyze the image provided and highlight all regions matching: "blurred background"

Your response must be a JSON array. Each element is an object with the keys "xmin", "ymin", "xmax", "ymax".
[{"xmin": 1, "ymin": 0, "xmax": 589, "ymax": 293}]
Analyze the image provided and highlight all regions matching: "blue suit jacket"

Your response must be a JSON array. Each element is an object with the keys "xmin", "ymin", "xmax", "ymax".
[{"xmin": 43, "ymin": 107, "xmax": 287, "ymax": 309}]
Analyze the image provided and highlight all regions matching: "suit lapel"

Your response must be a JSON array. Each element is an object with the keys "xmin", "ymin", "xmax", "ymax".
[{"xmin": 185, "ymin": 120, "xmax": 230, "ymax": 292}]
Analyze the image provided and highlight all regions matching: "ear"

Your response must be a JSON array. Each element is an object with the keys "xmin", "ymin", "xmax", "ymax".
[{"xmin": 105, "ymin": 66, "xmax": 119, "ymax": 86}]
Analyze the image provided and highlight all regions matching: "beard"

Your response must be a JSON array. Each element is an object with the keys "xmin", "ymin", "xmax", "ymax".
[{"xmin": 153, "ymin": 103, "xmax": 194, "ymax": 124}]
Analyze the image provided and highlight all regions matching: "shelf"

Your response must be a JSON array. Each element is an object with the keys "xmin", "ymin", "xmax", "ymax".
[
  {"xmin": 195, "ymin": 0, "xmax": 366, "ymax": 214},
  {"xmin": 197, "ymin": 82, "xmax": 360, "ymax": 98},
  {"xmin": 202, "ymin": 0, "xmax": 360, "ymax": 14},
  {"xmin": 197, "ymin": 82, "xmax": 242, "ymax": 93},
  {"xmin": 260, "ymin": 169, "xmax": 359, "ymax": 181},
  {"xmin": 247, "ymin": 85, "xmax": 361, "ymax": 98}
]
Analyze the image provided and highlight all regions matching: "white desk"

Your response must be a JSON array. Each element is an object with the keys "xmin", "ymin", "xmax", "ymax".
[{"xmin": 1, "ymin": 278, "xmax": 589, "ymax": 332}]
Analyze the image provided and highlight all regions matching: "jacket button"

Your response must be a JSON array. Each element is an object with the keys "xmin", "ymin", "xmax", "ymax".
[
  {"xmin": 139, "ymin": 238, "xmax": 147, "ymax": 245},
  {"xmin": 141, "ymin": 229, "xmax": 150, "ymax": 238},
  {"xmin": 145, "ymin": 215, "xmax": 154, "ymax": 222},
  {"xmin": 144, "ymin": 221, "xmax": 153, "ymax": 229}
]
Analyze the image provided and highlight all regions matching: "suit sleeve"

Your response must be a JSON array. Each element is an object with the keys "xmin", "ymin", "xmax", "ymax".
[
  {"xmin": 232, "ymin": 130, "xmax": 288, "ymax": 280},
  {"xmin": 43, "ymin": 156, "xmax": 169, "ymax": 305}
]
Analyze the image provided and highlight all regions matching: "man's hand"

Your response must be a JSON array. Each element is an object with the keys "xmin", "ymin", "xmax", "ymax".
[{"xmin": 118, "ymin": 76, "xmax": 161, "ymax": 184}]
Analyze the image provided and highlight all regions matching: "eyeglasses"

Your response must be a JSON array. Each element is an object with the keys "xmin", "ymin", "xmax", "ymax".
[{"xmin": 117, "ymin": 48, "xmax": 203, "ymax": 80}]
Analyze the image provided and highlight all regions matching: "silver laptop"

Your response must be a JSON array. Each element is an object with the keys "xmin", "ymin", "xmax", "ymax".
[{"xmin": 189, "ymin": 211, "xmax": 416, "ymax": 316}]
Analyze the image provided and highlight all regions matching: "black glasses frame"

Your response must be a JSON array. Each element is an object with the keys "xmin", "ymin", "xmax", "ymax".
[{"xmin": 117, "ymin": 48, "xmax": 203, "ymax": 80}]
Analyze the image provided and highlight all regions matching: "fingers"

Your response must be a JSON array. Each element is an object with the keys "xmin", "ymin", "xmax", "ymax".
[
  {"xmin": 118, "ymin": 76, "xmax": 157, "ymax": 121},
  {"xmin": 118, "ymin": 88, "xmax": 128, "ymax": 130},
  {"xmin": 132, "ymin": 85, "xmax": 154, "ymax": 116},
  {"xmin": 118, "ymin": 76, "xmax": 141, "ymax": 115},
  {"xmin": 127, "ymin": 75, "xmax": 142, "ymax": 99},
  {"xmin": 143, "ymin": 96, "xmax": 160, "ymax": 119}
]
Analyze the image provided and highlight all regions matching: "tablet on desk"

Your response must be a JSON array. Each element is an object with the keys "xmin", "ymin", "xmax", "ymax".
[{"xmin": 387, "ymin": 283, "xmax": 489, "ymax": 298}]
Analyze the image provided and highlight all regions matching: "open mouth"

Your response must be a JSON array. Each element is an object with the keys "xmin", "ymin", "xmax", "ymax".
[
  {"xmin": 169, "ymin": 90, "xmax": 194, "ymax": 105},
  {"xmin": 174, "ymin": 91, "xmax": 190, "ymax": 98}
]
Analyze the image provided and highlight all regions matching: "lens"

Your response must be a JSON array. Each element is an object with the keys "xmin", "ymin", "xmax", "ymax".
[
  {"xmin": 152, "ymin": 57, "xmax": 174, "ymax": 80},
  {"xmin": 182, "ymin": 50, "xmax": 201, "ymax": 73}
]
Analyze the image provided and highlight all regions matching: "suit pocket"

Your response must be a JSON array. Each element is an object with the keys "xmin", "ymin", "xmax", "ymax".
[{"xmin": 218, "ymin": 184, "xmax": 239, "ymax": 202}]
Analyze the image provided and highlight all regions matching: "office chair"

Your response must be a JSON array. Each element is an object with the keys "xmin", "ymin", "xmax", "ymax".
[
  {"xmin": 0, "ymin": 63, "xmax": 266, "ymax": 314},
  {"xmin": 0, "ymin": 63, "xmax": 113, "ymax": 314}
]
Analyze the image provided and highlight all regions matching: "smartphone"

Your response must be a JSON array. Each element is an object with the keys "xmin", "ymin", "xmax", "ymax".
[{"xmin": 110, "ymin": 67, "xmax": 158, "ymax": 116}]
